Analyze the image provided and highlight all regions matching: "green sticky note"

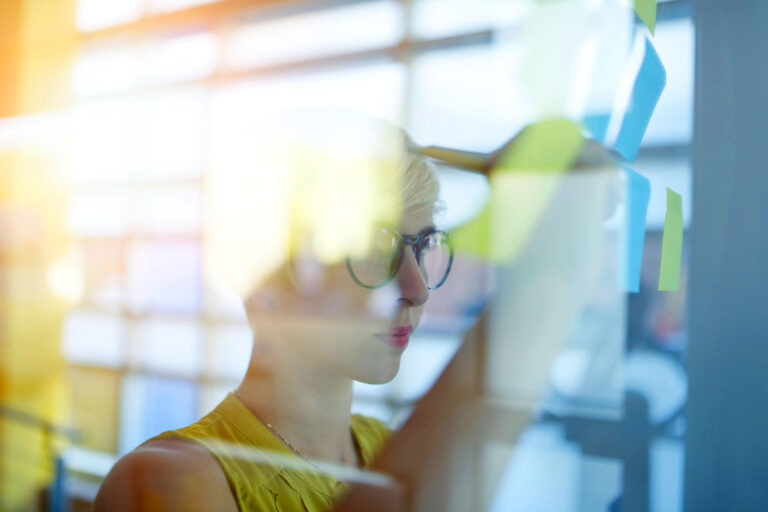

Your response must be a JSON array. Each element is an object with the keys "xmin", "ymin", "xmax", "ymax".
[
  {"xmin": 451, "ymin": 119, "xmax": 584, "ymax": 264},
  {"xmin": 635, "ymin": 0, "xmax": 657, "ymax": 34},
  {"xmin": 495, "ymin": 118, "xmax": 585, "ymax": 172},
  {"xmin": 450, "ymin": 198, "xmax": 493, "ymax": 261},
  {"xmin": 658, "ymin": 187, "xmax": 683, "ymax": 291}
]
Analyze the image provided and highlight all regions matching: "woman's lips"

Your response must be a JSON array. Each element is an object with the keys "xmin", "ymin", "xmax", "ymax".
[{"xmin": 376, "ymin": 326, "xmax": 414, "ymax": 348}]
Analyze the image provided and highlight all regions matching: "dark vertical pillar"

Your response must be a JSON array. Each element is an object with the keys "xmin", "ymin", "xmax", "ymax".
[{"xmin": 685, "ymin": 1, "xmax": 768, "ymax": 510}]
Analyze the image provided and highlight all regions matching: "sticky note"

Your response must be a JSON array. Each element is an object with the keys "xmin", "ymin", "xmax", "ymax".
[
  {"xmin": 658, "ymin": 187, "xmax": 683, "ymax": 291},
  {"xmin": 585, "ymin": 114, "xmax": 611, "ymax": 142},
  {"xmin": 619, "ymin": 167, "xmax": 650, "ymax": 292},
  {"xmin": 635, "ymin": 0, "xmax": 657, "ymax": 34},
  {"xmin": 495, "ymin": 118, "xmax": 585, "ymax": 172},
  {"xmin": 614, "ymin": 37, "xmax": 666, "ymax": 162},
  {"xmin": 451, "ymin": 119, "xmax": 584, "ymax": 264}
]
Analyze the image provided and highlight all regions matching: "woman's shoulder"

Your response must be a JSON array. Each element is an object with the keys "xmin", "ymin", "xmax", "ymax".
[{"xmin": 94, "ymin": 437, "xmax": 238, "ymax": 511}]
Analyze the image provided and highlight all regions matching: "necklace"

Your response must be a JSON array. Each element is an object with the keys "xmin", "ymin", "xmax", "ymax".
[{"xmin": 233, "ymin": 390, "xmax": 324, "ymax": 471}]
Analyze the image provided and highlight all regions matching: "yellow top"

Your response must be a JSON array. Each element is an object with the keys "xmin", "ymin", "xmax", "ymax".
[{"xmin": 145, "ymin": 392, "xmax": 391, "ymax": 512}]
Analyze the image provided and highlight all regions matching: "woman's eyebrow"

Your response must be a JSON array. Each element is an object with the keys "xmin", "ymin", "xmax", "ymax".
[{"xmin": 416, "ymin": 225, "xmax": 437, "ymax": 237}]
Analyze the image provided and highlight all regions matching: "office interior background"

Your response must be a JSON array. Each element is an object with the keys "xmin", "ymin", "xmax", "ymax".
[{"xmin": 4, "ymin": 0, "xmax": 766, "ymax": 510}]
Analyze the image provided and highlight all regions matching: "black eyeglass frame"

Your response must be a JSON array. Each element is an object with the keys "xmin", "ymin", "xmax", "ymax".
[{"xmin": 345, "ymin": 227, "xmax": 454, "ymax": 290}]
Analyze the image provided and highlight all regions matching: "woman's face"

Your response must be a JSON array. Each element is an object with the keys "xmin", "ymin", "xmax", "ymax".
[{"xmin": 246, "ymin": 206, "xmax": 435, "ymax": 384}]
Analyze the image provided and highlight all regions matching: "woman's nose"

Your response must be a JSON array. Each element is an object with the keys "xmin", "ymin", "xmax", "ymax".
[{"xmin": 395, "ymin": 246, "xmax": 429, "ymax": 307}]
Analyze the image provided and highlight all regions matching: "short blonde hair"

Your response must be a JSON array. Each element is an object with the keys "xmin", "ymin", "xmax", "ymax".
[
  {"xmin": 397, "ymin": 132, "xmax": 443, "ymax": 218},
  {"xmin": 206, "ymin": 110, "xmax": 442, "ymax": 298}
]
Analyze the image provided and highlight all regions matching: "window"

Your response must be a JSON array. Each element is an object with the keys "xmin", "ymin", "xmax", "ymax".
[{"xmin": 0, "ymin": 1, "xmax": 693, "ymax": 509}]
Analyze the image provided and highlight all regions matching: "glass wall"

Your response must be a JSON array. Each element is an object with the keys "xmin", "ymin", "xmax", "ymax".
[{"xmin": 0, "ymin": 0, "xmax": 692, "ymax": 510}]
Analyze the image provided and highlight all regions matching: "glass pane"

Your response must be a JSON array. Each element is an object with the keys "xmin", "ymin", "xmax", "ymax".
[
  {"xmin": 72, "ymin": 41, "xmax": 141, "ymax": 96},
  {"xmin": 208, "ymin": 324, "xmax": 252, "ymax": 380},
  {"xmin": 68, "ymin": 366, "xmax": 121, "ymax": 453},
  {"xmin": 68, "ymin": 190, "xmax": 129, "ymax": 237},
  {"xmin": 76, "ymin": 0, "xmax": 143, "ymax": 32},
  {"xmin": 486, "ymin": 424, "xmax": 598, "ymax": 511},
  {"xmin": 411, "ymin": 0, "xmax": 529, "ymax": 39},
  {"xmin": 79, "ymin": 240, "xmax": 125, "ymax": 308},
  {"xmin": 143, "ymin": 32, "xmax": 218, "ymax": 85},
  {"xmin": 133, "ymin": 318, "xmax": 203, "ymax": 377},
  {"xmin": 651, "ymin": 438, "xmax": 685, "ymax": 511},
  {"xmin": 630, "ymin": 157, "xmax": 692, "ymax": 229},
  {"xmin": 205, "ymin": 286, "xmax": 248, "ymax": 321},
  {"xmin": 133, "ymin": 89, "xmax": 207, "ymax": 182},
  {"xmin": 62, "ymin": 311, "xmax": 126, "ymax": 367},
  {"xmin": 67, "ymin": 98, "xmax": 139, "ymax": 185},
  {"xmin": 198, "ymin": 382, "xmax": 234, "ymax": 417},
  {"xmin": 127, "ymin": 241, "xmax": 201, "ymax": 314},
  {"xmin": 642, "ymin": 19, "xmax": 695, "ymax": 145},
  {"xmin": 409, "ymin": 43, "xmax": 531, "ymax": 151},
  {"xmin": 119, "ymin": 374, "xmax": 198, "ymax": 454},
  {"xmin": 61, "ymin": 446, "xmax": 117, "ymax": 479},
  {"xmin": 388, "ymin": 333, "xmax": 462, "ymax": 402},
  {"xmin": 353, "ymin": 379, "xmax": 392, "ymax": 400},
  {"xmin": 211, "ymin": 62, "xmax": 405, "ymax": 131},
  {"xmin": 131, "ymin": 186, "xmax": 202, "ymax": 235},
  {"xmin": 435, "ymin": 166, "xmax": 490, "ymax": 230},
  {"xmin": 226, "ymin": 1, "xmax": 403, "ymax": 69},
  {"xmin": 148, "ymin": 0, "xmax": 221, "ymax": 14},
  {"xmin": 350, "ymin": 399, "xmax": 394, "ymax": 425}
]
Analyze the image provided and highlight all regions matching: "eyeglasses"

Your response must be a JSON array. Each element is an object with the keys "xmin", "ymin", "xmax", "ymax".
[{"xmin": 345, "ymin": 226, "xmax": 454, "ymax": 290}]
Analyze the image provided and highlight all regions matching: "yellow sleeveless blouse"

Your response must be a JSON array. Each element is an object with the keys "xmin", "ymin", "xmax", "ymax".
[{"xmin": 145, "ymin": 393, "xmax": 391, "ymax": 512}]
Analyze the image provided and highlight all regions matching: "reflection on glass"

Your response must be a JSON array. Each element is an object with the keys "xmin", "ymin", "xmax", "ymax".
[
  {"xmin": 76, "ymin": 0, "xmax": 143, "ymax": 32},
  {"xmin": 641, "ymin": 19, "xmax": 694, "ymax": 145},
  {"xmin": 210, "ymin": 62, "xmax": 405, "ymax": 134},
  {"xmin": 409, "ymin": 43, "xmax": 530, "ymax": 151},
  {"xmin": 127, "ymin": 241, "xmax": 201, "ymax": 314},
  {"xmin": 0, "ymin": 0, "xmax": 696, "ymax": 509},
  {"xmin": 225, "ymin": 1, "xmax": 403, "ymax": 69},
  {"xmin": 133, "ymin": 89, "xmax": 207, "ymax": 181},
  {"xmin": 411, "ymin": 0, "xmax": 529, "ymax": 39},
  {"xmin": 131, "ymin": 186, "xmax": 202, "ymax": 235},
  {"xmin": 63, "ymin": 311, "xmax": 126, "ymax": 367},
  {"xmin": 388, "ymin": 332, "xmax": 462, "ymax": 405},
  {"xmin": 198, "ymin": 383, "xmax": 235, "ymax": 422},
  {"xmin": 72, "ymin": 42, "xmax": 141, "ymax": 96},
  {"xmin": 143, "ymin": 32, "xmax": 218, "ymax": 85},
  {"xmin": 133, "ymin": 319, "xmax": 203, "ymax": 377},
  {"xmin": 208, "ymin": 324, "xmax": 252, "ymax": 380},
  {"xmin": 68, "ymin": 99, "xmax": 138, "ymax": 185},
  {"xmin": 148, "ymin": 0, "xmax": 221, "ymax": 14},
  {"xmin": 68, "ymin": 367, "xmax": 121, "ymax": 453},
  {"xmin": 68, "ymin": 190, "xmax": 129, "ymax": 237},
  {"xmin": 119, "ymin": 374, "xmax": 199, "ymax": 454},
  {"xmin": 78, "ymin": 241, "xmax": 125, "ymax": 307}
]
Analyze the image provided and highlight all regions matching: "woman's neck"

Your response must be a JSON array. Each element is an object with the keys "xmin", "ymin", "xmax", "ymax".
[{"xmin": 236, "ymin": 341, "xmax": 359, "ymax": 467}]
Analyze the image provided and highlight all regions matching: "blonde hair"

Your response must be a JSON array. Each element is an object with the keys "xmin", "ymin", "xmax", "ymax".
[
  {"xmin": 206, "ymin": 110, "xmax": 442, "ymax": 298},
  {"xmin": 397, "ymin": 132, "xmax": 443, "ymax": 218}
]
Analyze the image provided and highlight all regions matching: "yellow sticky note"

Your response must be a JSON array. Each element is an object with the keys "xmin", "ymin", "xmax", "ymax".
[
  {"xmin": 635, "ymin": 0, "xmax": 657, "ymax": 34},
  {"xmin": 451, "ymin": 119, "xmax": 584, "ymax": 264}
]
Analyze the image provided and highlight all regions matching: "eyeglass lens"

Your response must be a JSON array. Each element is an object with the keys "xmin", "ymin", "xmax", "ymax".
[{"xmin": 347, "ymin": 228, "xmax": 452, "ymax": 289}]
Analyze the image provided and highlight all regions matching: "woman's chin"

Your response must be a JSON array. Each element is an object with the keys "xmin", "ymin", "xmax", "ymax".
[{"xmin": 351, "ymin": 359, "xmax": 401, "ymax": 385}]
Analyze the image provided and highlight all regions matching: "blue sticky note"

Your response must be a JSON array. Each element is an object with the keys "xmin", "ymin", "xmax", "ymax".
[
  {"xmin": 584, "ymin": 113, "xmax": 611, "ymax": 142},
  {"xmin": 614, "ymin": 37, "xmax": 666, "ymax": 162},
  {"xmin": 619, "ymin": 166, "xmax": 650, "ymax": 293}
]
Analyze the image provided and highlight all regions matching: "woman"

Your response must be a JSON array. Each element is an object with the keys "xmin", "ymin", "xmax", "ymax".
[{"xmin": 94, "ymin": 117, "xmax": 452, "ymax": 511}]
